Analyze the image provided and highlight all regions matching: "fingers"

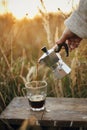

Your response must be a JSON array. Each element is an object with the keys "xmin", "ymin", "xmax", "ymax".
[
  {"xmin": 68, "ymin": 42, "xmax": 79, "ymax": 51},
  {"xmin": 68, "ymin": 38, "xmax": 82, "ymax": 51}
]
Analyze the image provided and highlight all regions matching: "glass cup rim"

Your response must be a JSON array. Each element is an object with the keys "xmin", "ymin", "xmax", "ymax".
[{"xmin": 25, "ymin": 80, "xmax": 47, "ymax": 89}]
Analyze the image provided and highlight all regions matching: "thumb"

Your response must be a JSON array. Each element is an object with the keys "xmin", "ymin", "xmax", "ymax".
[{"xmin": 56, "ymin": 34, "xmax": 67, "ymax": 44}]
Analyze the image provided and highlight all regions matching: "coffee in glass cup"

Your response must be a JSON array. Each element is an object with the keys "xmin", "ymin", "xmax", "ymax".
[{"xmin": 23, "ymin": 81, "xmax": 47, "ymax": 111}]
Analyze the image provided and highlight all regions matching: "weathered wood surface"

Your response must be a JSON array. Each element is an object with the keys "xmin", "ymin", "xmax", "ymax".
[{"xmin": 0, "ymin": 97, "xmax": 87, "ymax": 127}]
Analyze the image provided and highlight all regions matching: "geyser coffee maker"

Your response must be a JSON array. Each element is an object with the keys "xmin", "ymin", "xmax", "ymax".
[{"xmin": 38, "ymin": 43, "xmax": 71, "ymax": 79}]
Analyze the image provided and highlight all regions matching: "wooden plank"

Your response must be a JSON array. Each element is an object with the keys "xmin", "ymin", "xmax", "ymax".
[
  {"xmin": 42, "ymin": 98, "xmax": 87, "ymax": 127},
  {"xmin": 0, "ymin": 97, "xmax": 87, "ymax": 127},
  {"xmin": 0, "ymin": 97, "xmax": 44, "ymax": 125}
]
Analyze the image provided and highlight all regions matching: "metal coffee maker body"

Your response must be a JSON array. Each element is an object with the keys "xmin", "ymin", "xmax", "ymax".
[{"xmin": 38, "ymin": 43, "xmax": 71, "ymax": 79}]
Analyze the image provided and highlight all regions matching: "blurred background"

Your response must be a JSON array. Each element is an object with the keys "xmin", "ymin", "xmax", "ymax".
[{"xmin": 0, "ymin": 0, "xmax": 87, "ymax": 114}]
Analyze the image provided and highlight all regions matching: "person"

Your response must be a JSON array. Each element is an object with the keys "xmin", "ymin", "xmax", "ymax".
[{"xmin": 56, "ymin": 0, "xmax": 87, "ymax": 51}]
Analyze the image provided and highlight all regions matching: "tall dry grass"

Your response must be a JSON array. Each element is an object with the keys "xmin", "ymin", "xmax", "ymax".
[
  {"xmin": 0, "ymin": 2, "xmax": 87, "ymax": 130},
  {"xmin": 0, "ymin": 2, "xmax": 87, "ymax": 117}
]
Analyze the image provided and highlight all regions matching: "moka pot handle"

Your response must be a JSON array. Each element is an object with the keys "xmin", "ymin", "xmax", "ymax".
[{"xmin": 54, "ymin": 42, "xmax": 69, "ymax": 57}]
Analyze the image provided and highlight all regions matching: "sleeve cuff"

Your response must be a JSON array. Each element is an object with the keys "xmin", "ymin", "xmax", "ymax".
[{"xmin": 64, "ymin": 11, "xmax": 87, "ymax": 38}]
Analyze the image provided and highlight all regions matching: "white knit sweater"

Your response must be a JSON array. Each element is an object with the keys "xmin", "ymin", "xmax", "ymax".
[{"xmin": 65, "ymin": 0, "xmax": 87, "ymax": 38}]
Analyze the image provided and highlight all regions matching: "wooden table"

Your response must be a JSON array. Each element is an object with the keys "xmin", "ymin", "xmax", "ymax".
[{"xmin": 0, "ymin": 97, "xmax": 87, "ymax": 128}]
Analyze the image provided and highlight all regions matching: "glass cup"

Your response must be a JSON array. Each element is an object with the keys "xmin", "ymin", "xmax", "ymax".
[{"xmin": 23, "ymin": 81, "xmax": 47, "ymax": 111}]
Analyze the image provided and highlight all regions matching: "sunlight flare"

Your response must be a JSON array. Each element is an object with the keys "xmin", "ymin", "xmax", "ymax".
[{"xmin": 0, "ymin": 0, "xmax": 79, "ymax": 19}]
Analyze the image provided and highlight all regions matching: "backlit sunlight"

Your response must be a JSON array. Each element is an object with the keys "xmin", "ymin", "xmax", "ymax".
[{"xmin": 0, "ymin": 0, "xmax": 79, "ymax": 19}]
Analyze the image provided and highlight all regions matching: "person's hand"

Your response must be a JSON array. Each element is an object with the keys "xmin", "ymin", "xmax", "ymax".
[{"xmin": 56, "ymin": 28, "xmax": 82, "ymax": 51}]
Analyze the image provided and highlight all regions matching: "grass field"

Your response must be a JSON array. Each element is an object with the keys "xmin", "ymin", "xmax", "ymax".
[{"xmin": 0, "ymin": 10, "xmax": 87, "ymax": 115}]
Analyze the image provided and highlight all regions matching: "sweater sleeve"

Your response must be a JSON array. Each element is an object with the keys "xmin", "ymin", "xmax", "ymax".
[{"xmin": 65, "ymin": 0, "xmax": 87, "ymax": 38}]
